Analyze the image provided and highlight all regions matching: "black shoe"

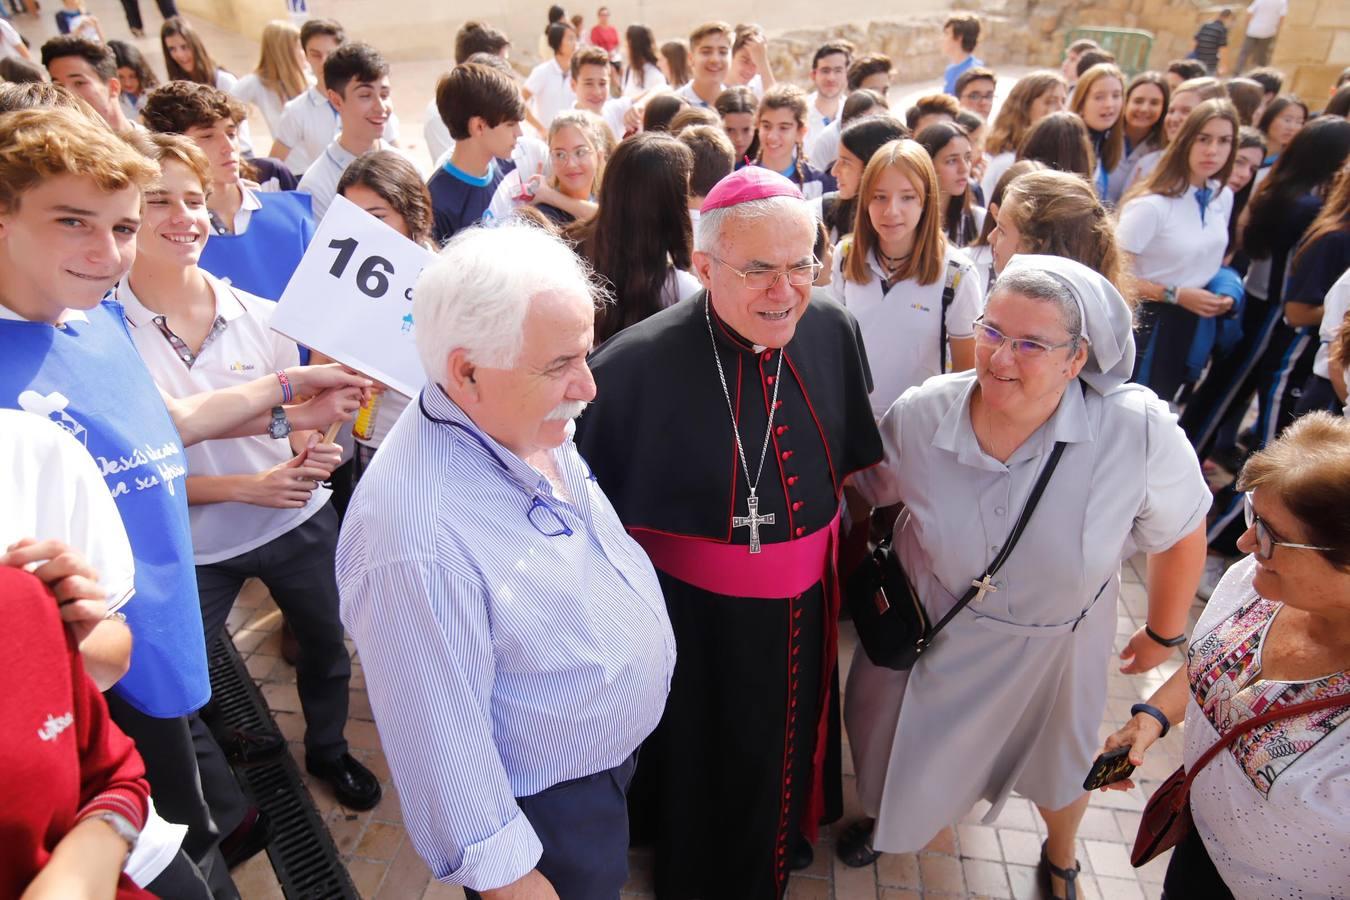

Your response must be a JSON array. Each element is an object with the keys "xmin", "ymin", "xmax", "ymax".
[
  {"xmin": 220, "ymin": 727, "xmax": 287, "ymax": 765},
  {"xmin": 306, "ymin": 752, "xmax": 382, "ymax": 810},
  {"xmin": 835, "ymin": 818, "xmax": 881, "ymax": 868},
  {"xmin": 1038, "ymin": 840, "xmax": 1080, "ymax": 900},
  {"xmin": 789, "ymin": 835, "xmax": 814, "ymax": 871},
  {"xmin": 220, "ymin": 806, "xmax": 272, "ymax": 870}
]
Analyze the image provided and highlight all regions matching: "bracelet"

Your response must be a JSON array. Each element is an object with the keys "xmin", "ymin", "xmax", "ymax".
[
  {"xmin": 275, "ymin": 370, "xmax": 293, "ymax": 404},
  {"xmin": 1145, "ymin": 624, "xmax": 1187, "ymax": 647},
  {"xmin": 1131, "ymin": 702, "xmax": 1170, "ymax": 738}
]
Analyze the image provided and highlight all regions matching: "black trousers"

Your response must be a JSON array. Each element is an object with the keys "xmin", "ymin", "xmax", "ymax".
[
  {"xmin": 118, "ymin": 0, "xmax": 177, "ymax": 31},
  {"xmin": 105, "ymin": 696, "xmax": 244, "ymax": 900},
  {"xmin": 145, "ymin": 849, "xmax": 215, "ymax": 900},
  {"xmin": 465, "ymin": 754, "xmax": 637, "ymax": 900},
  {"xmin": 1162, "ymin": 823, "xmax": 1234, "ymax": 899},
  {"xmin": 195, "ymin": 503, "xmax": 351, "ymax": 761}
]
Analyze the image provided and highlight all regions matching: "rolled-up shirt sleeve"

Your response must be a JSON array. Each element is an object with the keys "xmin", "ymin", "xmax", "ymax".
[{"xmin": 342, "ymin": 559, "xmax": 543, "ymax": 891}]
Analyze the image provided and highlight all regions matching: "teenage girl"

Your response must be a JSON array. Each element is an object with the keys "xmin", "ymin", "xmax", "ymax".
[
  {"xmin": 1118, "ymin": 98, "xmax": 1239, "ymax": 403},
  {"xmin": 916, "ymin": 120, "xmax": 984, "ymax": 247},
  {"xmin": 231, "ymin": 20, "xmax": 310, "ymax": 134},
  {"xmin": 754, "ymin": 84, "xmax": 835, "ymax": 200},
  {"xmin": 980, "ymin": 70, "xmax": 1068, "ymax": 200},
  {"xmin": 1108, "ymin": 71, "xmax": 1168, "ymax": 203},
  {"xmin": 830, "ymin": 138, "xmax": 983, "ymax": 418},
  {"xmin": 1068, "ymin": 62, "xmax": 1125, "ymax": 199}
]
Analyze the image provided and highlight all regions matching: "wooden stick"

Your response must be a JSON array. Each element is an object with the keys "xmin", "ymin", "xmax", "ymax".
[{"xmin": 322, "ymin": 422, "xmax": 342, "ymax": 444}]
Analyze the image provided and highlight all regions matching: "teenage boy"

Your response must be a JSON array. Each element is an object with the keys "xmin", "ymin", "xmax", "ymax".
[
  {"xmin": 805, "ymin": 40, "xmax": 853, "ymax": 148},
  {"xmin": 40, "ymin": 35, "xmax": 134, "ymax": 131},
  {"xmin": 1193, "ymin": 8, "xmax": 1232, "ymax": 76},
  {"xmin": 269, "ymin": 18, "xmax": 401, "ymax": 174},
  {"xmin": 677, "ymin": 21, "xmax": 733, "ymax": 108},
  {"xmin": 905, "ymin": 92, "xmax": 960, "ymax": 134},
  {"xmin": 0, "ymin": 106, "xmax": 370, "ymax": 897},
  {"xmin": 571, "ymin": 45, "xmax": 632, "ymax": 139},
  {"xmin": 423, "ymin": 20, "xmax": 512, "ymax": 161},
  {"xmin": 954, "ymin": 66, "xmax": 996, "ymax": 120},
  {"xmin": 428, "ymin": 61, "xmax": 526, "ymax": 243},
  {"xmin": 143, "ymin": 81, "xmax": 314, "ymax": 299},
  {"xmin": 117, "ymin": 131, "xmax": 382, "ymax": 813},
  {"xmin": 298, "ymin": 42, "xmax": 407, "ymax": 219},
  {"xmin": 524, "ymin": 20, "xmax": 577, "ymax": 129},
  {"xmin": 847, "ymin": 52, "xmax": 893, "ymax": 98},
  {"xmin": 941, "ymin": 13, "xmax": 983, "ymax": 96},
  {"xmin": 678, "ymin": 124, "xmax": 734, "ymax": 227},
  {"xmin": 1062, "ymin": 37, "xmax": 1099, "ymax": 91}
]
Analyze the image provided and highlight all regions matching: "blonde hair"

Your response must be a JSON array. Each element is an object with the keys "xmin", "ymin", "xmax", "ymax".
[
  {"xmin": 986, "ymin": 70, "xmax": 1066, "ymax": 156},
  {"xmin": 845, "ymin": 138, "xmax": 945, "ymax": 287},
  {"xmin": 547, "ymin": 110, "xmax": 610, "ymax": 198},
  {"xmin": 0, "ymin": 107, "xmax": 157, "ymax": 212},
  {"xmin": 255, "ymin": 20, "xmax": 308, "ymax": 102},
  {"xmin": 1069, "ymin": 63, "xmax": 1126, "ymax": 172},
  {"xmin": 1000, "ymin": 169, "xmax": 1129, "ymax": 301},
  {"xmin": 133, "ymin": 131, "xmax": 214, "ymax": 198}
]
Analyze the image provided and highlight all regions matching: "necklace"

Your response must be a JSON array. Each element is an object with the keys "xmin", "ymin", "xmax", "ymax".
[{"xmin": 704, "ymin": 297, "xmax": 784, "ymax": 554}]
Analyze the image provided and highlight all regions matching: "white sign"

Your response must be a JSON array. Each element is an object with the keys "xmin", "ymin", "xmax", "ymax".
[{"xmin": 271, "ymin": 193, "xmax": 435, "ymax": 397}]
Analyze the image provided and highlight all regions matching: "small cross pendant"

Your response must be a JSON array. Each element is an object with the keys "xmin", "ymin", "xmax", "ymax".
[
  {"xmin": 971, "ymin": 574, "xmax": 999, "ymax": 603},
  {"xmin": 732, "ymin": 494, "xmax": 776, "ymax": 554}
]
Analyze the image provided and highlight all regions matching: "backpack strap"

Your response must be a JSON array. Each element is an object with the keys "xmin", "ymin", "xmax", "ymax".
[{"xmin": 938, "ymin": 258, "xmax": 963, "ymax": 374}]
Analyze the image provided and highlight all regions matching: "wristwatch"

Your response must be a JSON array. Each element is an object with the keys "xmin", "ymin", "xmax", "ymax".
[
  {"xmin": 86, "ymin": 810, "xmax": 139, "ymax": 856},
  {"xmin": 267, "ymin": 405, "xmax": 292, "ymax": 440},
  {"xmin": 1162, "ymin": 285, "xmax": 1179, "ymax": 305}
]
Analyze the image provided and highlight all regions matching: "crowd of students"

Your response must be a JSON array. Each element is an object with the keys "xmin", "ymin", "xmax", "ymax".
[{"xmin": 0, "ymin": 1, "xmax": 1348, "ymax": 897}]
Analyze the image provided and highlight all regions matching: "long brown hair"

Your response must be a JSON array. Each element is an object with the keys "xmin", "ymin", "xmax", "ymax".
[
  {"xmin": 755, "ymin": 84, "xmax": 811, "ymax": 183},
  {"xmin": 845, "ymin": 139, "xmax": 945, "ymax": 287},
  {"xmin": 337, "ymin": 150, "xmax": 435, "ymax": 248},
  {"xmin": 1124, "ymin": 98, "xmax": 1238, "ymax": 204},
  {"xmin": 1124, "ymin": 70, "xmax": 1169, "ymax": 149},
  {"xmin": 986, "ymin": 70, "xmax": 1066, "ymax": 156},
  {"xmin": 1070, "ymin": 63, "xmax": 1126, "ymax": 172},
  {"xmin": 916, "ymin": 121, "xmax": 977, "ymax": 246},
  {"xmin": 1292, "ymin": 165, "xmax": 1350, "ymax": 269},
  {"xmin": 1000, "ymin": 169, "xmax": 1128, "ymax": 300},
  {"xmin": 161, "ymin": 17, "xmax": 220, "ymax": 85},
  {"xmin": 1016, "ymin": 111, "xmax": 1093, "ymax": 179}
]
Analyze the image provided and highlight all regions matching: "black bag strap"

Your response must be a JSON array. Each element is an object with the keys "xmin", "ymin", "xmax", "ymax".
[
  {"xmin": 921, "ymin": 437, "xmax": 1068, "ymax": 647},
  {"xmin": 938, "ymin": 259, "xmax": 962, "ymax": 373}
]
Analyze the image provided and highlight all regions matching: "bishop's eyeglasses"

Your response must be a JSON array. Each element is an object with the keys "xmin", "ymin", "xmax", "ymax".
[{"xmin": 713, "ymin": 257, "xmax": 821, "ymax": 292}]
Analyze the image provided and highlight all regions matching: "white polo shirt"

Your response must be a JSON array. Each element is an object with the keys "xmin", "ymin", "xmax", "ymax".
[
  {"xmin": 811, "ymin": 119, "xmax": 842, "ymax": 170},
  {"xmin": 231, "ymin": 73, "xmax": 308, "ymax": 134},
  {"xmin": 622, "ymin": 62, "xmax": 667, "ymax": 97},
  {"xmin": 114, "ymin": 271, "xmax": 329, "ymax": 564},
  {"xmin": 806, "ymin": 90, "xmax": 843, "ymax": 152},
  {"xmin": 830, "ymin": 241, "xmax": 984, "ymax": 418},
  {"xmin": 1314, "ymin": 268, "xmax": 1350, "ymax": 379},
  {"xmin": 676, "ymin": 80, "xmax": 725, "ymax": 109},
  {"xmin": 525, "ymin": 58, "xmax": 575, "ymax": 128},
  {"xmin": 1116, "ymin": 180, "xmax": 1233, "ymax": 289},
  {"xmin": 298, "ymin": 138, "xmax": 413, "ymax": 221},
  {"xmin": 275, "ymin": 86, "xmax": 402, "ymax": 175}
]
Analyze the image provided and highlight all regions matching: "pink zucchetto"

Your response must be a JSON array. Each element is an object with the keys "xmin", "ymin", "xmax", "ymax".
[{"xmin": 699, "ymin": 166, "xmax": 805, "ymax": 214}]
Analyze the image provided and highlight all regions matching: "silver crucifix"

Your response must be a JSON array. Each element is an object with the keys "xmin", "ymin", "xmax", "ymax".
[
  {"xmin": 971, "ymin": 574, "xmax": 999, "ymax": 603},
  {"xmin": 733, "ymin": 494, "xmax": 775, "ymax": 554}
]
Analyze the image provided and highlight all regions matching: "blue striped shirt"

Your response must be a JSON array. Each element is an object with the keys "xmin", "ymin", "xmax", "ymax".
[{"xmin": 335, "ymin": 384, "xmax": 675, "ymax": 891}]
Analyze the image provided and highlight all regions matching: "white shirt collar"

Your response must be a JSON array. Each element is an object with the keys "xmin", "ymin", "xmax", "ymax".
[
  {"xmin": 0, "ymin": 303, "xmax": 90, "ymax": 325},
  {"xmin": 115, "ymin": 270, "xmax": 248, "ymax": 329}
]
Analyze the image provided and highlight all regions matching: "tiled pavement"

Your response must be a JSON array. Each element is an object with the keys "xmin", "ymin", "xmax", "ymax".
[{"xmin": 226, "ymin": 554, "xmax": 1202, "ymax": 899}]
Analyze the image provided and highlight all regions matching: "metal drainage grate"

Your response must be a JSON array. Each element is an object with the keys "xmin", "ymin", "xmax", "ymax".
[{"xmin": 208, "ymin": 636, "xmax": 358, "ymax": 900}]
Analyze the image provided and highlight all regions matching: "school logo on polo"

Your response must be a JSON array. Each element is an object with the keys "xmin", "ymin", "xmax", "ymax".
[
  {"xmin": 229, "ymin": 361, "xmax": 256, "ymax": 373},
  {"xmin": 37, "ymin": 711, "xmax": 73, "ymax": 742}
]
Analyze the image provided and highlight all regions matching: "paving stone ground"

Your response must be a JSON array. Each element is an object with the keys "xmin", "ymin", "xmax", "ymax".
[{"xmin": 227, "ymin": 553, "xmax": 1199, "ymax": 899}]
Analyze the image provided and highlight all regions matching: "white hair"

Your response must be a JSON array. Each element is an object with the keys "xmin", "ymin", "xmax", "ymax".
[
  {"xmin": 413, "ymin": 222, "xmax": 602, "ymax": 380},
  {"xmin": 694, "ymin": 195, "xmax": 816, "ymax": 257}
]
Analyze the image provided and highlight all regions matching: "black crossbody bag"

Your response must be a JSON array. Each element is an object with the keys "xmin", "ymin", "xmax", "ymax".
[{"xmin": 845, "ymin": 440, "xmax": 1067, "ymax": 671}]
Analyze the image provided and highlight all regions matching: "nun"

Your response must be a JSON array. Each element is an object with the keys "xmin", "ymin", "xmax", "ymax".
[{"xmin": 836, "ymin": 255, "xmax": 1210, "ymax": 900}]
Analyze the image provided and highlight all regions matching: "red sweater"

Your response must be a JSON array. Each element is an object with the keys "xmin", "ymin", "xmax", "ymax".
[{"xmin": 0, "ymin": 567, "xmax": 152, "ymax": 899}]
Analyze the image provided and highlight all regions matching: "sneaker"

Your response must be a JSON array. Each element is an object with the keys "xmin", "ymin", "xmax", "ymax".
[{"xmin": 1197, "ymin": 554, "xmax": 1232, "ymax": 601}]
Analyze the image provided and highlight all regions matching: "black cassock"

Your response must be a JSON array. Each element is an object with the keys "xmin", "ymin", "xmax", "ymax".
[{"xmin": 576, "ymin": 291, "xmax": 881, "ymax": 899}]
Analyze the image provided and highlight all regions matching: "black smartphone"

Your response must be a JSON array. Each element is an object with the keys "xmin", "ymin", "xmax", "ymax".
[{"xmin": 1082, "ymin": 745, "xmax": 1135, "ymax": 791}]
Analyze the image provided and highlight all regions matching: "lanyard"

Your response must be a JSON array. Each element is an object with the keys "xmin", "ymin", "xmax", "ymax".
[{"xmin": 417, "ymin": 390, "xmax": 576, "ymax": 538}]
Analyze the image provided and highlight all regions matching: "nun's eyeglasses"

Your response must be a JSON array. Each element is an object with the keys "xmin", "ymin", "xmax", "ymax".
[{"xmin": 973, "ymin": 318, "xmax": 1079, "ymax": 358}]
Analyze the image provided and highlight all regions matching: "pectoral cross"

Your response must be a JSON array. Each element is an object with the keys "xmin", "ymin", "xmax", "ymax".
[
  {"xmin": 733, "ymin": 493, "xmax": 775, "ymax": 554},
  {"xmin": 971, "ymin": 574, "xmax": 999, "ymax": 603}
]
